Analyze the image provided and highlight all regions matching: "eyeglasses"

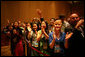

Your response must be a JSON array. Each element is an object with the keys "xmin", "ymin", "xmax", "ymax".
[{"xmin": 72, "ymin": 17, "xmax": 78, "ymax": 19}]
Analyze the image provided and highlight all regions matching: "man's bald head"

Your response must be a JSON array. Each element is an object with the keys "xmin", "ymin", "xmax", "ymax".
[
  {"xmin": 69, "ymin": 13, "xmax": 80, "ymax": 27},
  {"xmin": 70, "ymin": 13, "xmax": 79, "ymax": 18},
  {"xmin": 70, "ymin": 13, "xmax": 80, "ymax": 22}
]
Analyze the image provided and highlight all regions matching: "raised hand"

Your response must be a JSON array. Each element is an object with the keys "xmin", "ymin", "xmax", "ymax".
[
  {"xmin": 36, "ymin": 9, "xmax": 42, "ymax": 15},
  {"xmin": 53, "ymin": 31, "xmax": 56, "ymax": 41},
  {"xmin": 75, "ymin": 19, "xmax": 84, "ymax": 29},
  {"xmin": 65, "ymin": 32, "xmax": 73, "ymax": 40},
  {"xmin": 41, "ymin": 26, "xmax": 44, "ymax": 33},
  {"xmin": 27, "ymin": 27, "xmax": 31, "ymax": 32},
  {"xmin": 7, "ymin": 19, "xmax": 10, "ymax": 24}
]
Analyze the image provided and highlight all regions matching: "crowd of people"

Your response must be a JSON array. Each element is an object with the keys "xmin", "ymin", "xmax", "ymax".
[{"xmin": 2, "ymin": 9, "xmax": 84, "ymax": 56}]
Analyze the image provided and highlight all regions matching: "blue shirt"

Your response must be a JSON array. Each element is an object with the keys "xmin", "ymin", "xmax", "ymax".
[{"xmin": 49, "ymin": 32, "xmax": 66, "ymax": 53}]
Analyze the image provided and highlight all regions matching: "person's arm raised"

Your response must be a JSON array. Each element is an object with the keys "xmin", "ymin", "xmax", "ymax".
[
  {"xmin": 36, "ymin": 9, "xmax": 43, "ymax": 18},
  {"xmin": 75, "ymin": 19, "xmax": 84, "ymax": 29},
  {"xmin": 36, "ymin": 9, "xmax": 44, "ymax": 22},
  {"xmin": 37, "ymin": 30, "xmax": 42, "ymax": 42},
  {"xmin": 49, "ymin": 32, "xmax": 56, "ymax": 49},
  {"xmin": 42, "ymin": 27, "xmax": 49, "ymax": 40},
  {"xmin": 65, "ymin": 32, "xmax": 73, "ymax": 49}
]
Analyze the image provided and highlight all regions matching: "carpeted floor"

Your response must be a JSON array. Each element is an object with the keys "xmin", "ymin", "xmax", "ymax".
[
  {"xmin": 1, "ymin": 45, "xmax": 13, "ymax": 56},
  {"xmin": 1, "ymin": 33, "xmax": 12, "ymax": 56}
]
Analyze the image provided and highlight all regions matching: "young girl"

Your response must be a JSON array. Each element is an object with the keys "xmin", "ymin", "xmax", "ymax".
[
  {"xmin": 37, "ymin": 21, "xmax": 49, "ymax": 56},
  {"xmin": 49, "ymin": 19, "xmax": 72, "ymax": 56}
]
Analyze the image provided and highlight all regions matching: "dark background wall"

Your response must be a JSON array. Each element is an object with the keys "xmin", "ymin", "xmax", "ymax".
[{"xmin": 71, "ymin": 1, "xmax": 84, "ymax": 17}]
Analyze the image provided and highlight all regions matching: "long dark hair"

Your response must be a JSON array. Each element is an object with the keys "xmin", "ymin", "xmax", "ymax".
[{"xmin": 55, "ymin": 18, "xmax": 63, "ymax": 23}]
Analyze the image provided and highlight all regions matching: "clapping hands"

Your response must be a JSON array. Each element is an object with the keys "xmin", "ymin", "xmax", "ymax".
[{"xmin": 65, "ymin": 32, "xmax": 73, "ymax": 40}]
